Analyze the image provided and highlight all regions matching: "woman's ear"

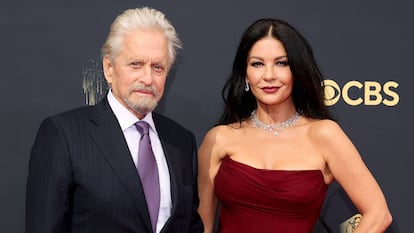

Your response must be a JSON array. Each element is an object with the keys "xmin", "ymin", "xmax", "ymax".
[{"xmin": 245, "ymin": 78, "xmax": 250, "ymax": 92}]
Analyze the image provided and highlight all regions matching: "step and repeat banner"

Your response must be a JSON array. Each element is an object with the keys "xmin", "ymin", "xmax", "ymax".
[{"xmin": 1, "ymin": 1, "xmax": 412, "ymax": 232}]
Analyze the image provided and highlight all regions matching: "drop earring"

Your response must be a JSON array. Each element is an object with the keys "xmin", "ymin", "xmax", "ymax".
[{"xmin": 245, "ymin": 82, "xmax": 250, "ymax": 92}]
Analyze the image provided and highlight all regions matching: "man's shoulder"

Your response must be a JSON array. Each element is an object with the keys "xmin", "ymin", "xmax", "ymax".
[
  {"xmin": 51, "ymin": 100, "xmax": 110, "ymax": 118},
  {"xmin": 153, "ymin": 112, "xmax": 192, "ymax": 135},
  {"xmin": 48, "ymin": 105, "xmax": 92, "ymax": 121},
  {"xmin": 44, "ymin": 100, "xmax": 108, "ymax": 125}
]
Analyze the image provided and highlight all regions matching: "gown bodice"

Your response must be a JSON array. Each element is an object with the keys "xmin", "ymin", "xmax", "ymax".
[{"xmin": 214, "ymin": 156, "xmax": 328, "ymax": 233}]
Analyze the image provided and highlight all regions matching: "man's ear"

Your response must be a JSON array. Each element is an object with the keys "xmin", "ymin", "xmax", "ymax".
[{"xmin": 103, "ymin": 56, "xmax": 113, "ymax": 84}]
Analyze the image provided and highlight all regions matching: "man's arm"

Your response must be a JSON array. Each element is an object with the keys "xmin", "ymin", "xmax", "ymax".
[
  {"xmin": 26, "ymin": 118, "xmax": 73, "ymax": 233},
  {"xmin": 189, "ymin": 133, "xmax": 204, "ymax": 233}
]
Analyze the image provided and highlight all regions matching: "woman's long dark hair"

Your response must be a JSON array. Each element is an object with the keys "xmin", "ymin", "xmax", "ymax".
[{"xmin": 219, "ymin": 18, "xmax": 333, "ymax": 125}]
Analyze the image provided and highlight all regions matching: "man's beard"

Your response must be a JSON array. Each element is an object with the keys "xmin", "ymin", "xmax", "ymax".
[{"xmin": 125, "ymin": 83, "xmax": 160, "ymax": 116}]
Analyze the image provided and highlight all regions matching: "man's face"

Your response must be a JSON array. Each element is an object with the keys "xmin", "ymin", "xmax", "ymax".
[{"xmin": 104, "ymin": 29, "xmax": 169, "ymax": 118}]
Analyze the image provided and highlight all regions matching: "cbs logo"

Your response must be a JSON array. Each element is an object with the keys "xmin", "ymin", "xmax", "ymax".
[{"xmin": 323, "ymin": 79, "xmax": 399, "ymax": 106}]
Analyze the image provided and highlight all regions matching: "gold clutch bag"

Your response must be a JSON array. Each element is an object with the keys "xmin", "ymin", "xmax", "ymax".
[{"xmin": 339, "ymin": 213, "xmax": 362, "ymax": 233}]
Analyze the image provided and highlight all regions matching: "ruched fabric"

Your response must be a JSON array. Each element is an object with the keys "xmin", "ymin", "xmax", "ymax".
[{"xmin": 214, "ymin": 156, "xmax": 328, "ymax": 233}]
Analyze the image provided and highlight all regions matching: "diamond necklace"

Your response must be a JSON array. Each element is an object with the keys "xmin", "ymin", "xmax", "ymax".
[{"xmin": 251, "ymin": 110, "xmax": 300, "ymax": 136}]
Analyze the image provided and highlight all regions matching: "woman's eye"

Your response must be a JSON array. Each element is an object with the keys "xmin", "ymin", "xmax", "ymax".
[
  {"xmin": 251, "ymin": 62, "xmax": 263, "ymax": 68},
  {"xmin": 276, "ymin": 60, "xmax": 289, "ymax": 66}
]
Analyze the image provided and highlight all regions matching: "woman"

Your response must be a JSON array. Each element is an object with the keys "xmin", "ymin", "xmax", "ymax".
[{"xmin": 197, "ymin": 18, "xmax": 392, "ymax": 233}]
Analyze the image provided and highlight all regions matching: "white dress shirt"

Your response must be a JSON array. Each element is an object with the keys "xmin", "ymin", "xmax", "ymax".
[{"xmin": 107, "ymin": 90, "xmax": 172, "ymax": 233}]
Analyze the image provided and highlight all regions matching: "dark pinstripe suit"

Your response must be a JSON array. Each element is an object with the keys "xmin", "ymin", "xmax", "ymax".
[{"xmin": 25, "ymin": 98, "xmax": 203, "ymax": 233}]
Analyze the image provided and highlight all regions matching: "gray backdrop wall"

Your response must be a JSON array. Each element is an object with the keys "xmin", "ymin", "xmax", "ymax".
[{"xmin": 1, "ymin": 0, "xmax": 412, "ymax": 232}]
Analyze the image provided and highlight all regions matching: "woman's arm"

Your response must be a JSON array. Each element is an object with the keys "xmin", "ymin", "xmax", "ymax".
[
  {"xmin": 313, "ymin": 120, "xmax": 392, "ymax": 233},
  {"xmin": 197, "ymin": 127, "xmax": 222, "ymax": 233}
]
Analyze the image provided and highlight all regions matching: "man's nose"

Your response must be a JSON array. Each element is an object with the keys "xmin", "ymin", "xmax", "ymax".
[{"xmin": 139, "ymin": 65, "xmax": 153, "ymax": 85}]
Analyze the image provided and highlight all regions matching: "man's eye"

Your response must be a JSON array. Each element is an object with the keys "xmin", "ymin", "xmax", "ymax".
[
  {"xmin": 130, "ymin": 62, "xmax": 142, "ymax": 67},
  {"xmin": 153, "ymin": 64, "xmax": 165, "ymax": 72}
]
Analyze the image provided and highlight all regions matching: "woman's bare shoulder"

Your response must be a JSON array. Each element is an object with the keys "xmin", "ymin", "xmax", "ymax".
[
  {"xmin": 198, "ymin": 124, "xmax": 242, "ymax": 162},
  {"xmin": 307, "ymin": 119, "xmax": 343, "ymax": 140},
  {"xmin": 202, "ymin": 123, "xmax": 242, "ymax": 143}
]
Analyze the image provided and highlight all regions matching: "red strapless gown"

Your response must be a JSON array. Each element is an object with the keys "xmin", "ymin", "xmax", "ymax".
[{"xmin": 214, "ymin": 156, "xmax": 328, "ymax": 233}]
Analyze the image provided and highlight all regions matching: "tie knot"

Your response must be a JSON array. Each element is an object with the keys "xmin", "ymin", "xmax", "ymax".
[{"xmin": 135, "ymin": 121, "xmax": 150, "ymax": 135}]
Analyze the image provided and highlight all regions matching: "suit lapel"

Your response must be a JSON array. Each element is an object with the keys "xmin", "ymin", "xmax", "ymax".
[
  {"xmin": 89, "ymin": 99, "xmax": 152, "ymax": 231},
  {"xmin": 153, "ymin": 114, "xmax": 180, "ymax": 224}
]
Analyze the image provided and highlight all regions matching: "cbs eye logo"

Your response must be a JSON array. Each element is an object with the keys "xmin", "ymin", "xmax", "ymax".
[{"xmin": 323, "ymin": 79, "xmax": 399, "ymax": 106}]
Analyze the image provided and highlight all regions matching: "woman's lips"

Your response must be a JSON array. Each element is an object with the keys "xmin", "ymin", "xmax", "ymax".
[{"xmin": 261, "ymin": 86, "xmax": 279, "ymax": 94}]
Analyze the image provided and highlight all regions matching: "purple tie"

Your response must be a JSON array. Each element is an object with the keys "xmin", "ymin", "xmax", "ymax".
[{"xmin": 136, "ymin": 121, "xmax": 160, "ymax": 232}]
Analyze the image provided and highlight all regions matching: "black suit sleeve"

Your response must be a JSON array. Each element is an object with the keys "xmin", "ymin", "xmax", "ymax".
[
  {"xmin": 26, "ymin": 118, "xmax": 73, "ymax": 233},
  {"xmin": 189, "ymin": 133, "xmax": 204, "ymax": 233}
]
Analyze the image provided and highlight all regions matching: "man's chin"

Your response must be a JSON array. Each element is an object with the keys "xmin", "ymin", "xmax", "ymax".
[
  {"xmin": 125, "ymin": 96, "xmax": 158, "ymax": 113},
  {"xmin": 130, "ymin": 103, "xmax": 157, "ymax": 116}
]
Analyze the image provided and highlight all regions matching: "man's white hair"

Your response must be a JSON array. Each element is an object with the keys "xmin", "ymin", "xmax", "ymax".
[{"xmin": 102, "ymin": 7, "xmax": 182, "ymax": 67}]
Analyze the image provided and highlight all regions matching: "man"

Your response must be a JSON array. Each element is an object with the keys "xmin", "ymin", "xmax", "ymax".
[{"xmin": 26, "ymin": 7, "xmax": 204, "ymax": 233}]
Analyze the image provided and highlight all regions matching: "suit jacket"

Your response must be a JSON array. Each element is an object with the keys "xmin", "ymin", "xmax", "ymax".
[{"xmin": 26, "ymin": 98, "xmax": 204, "ymax": 233}]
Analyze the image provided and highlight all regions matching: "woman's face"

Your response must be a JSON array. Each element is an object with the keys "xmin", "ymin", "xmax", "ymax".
[{"xmin": 246, "ymin": 37, "xmax": 294, "ymax": 108}]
